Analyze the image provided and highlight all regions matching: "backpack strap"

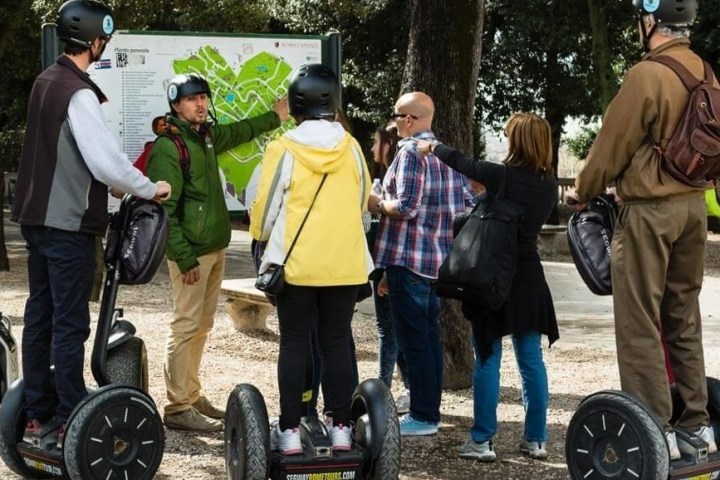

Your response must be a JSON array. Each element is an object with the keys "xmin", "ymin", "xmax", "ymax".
[
  {"xmin": 157, "ymin": 133, "xmax": 191, "ymax": 180},
  {"xmin": 649, "ymin": 55, "xmax": 704, "ymax": 92}
]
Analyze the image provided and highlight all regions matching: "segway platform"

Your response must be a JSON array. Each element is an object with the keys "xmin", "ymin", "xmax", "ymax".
[
  {"xmin": 270, "ymin": 417, "xmax": 365, "ymax": 480},
  {"xmin": 225, "ymin": 379, "xmax": 401, "ymax": 480}
]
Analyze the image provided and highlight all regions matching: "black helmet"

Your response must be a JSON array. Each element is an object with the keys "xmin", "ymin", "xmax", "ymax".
[
  {"xmin": 57, "ymin": 0, "xmax": 115, "ymax": 47},
  {"xmin": 288, "ymin": 64, "xmax": 340, "ymax": 119},
  {"xmin": 167, "ymin": 74, "xmax": 211, "ymax": 109},
  {"xmin": 632, "ymin": 0, "xmax": 697, "ymax": 25}
]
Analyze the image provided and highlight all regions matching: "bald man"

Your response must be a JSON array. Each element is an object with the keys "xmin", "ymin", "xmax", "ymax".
[{"xmin": 368, "ymin": 92, "xmax": 474, "ymax": 436}]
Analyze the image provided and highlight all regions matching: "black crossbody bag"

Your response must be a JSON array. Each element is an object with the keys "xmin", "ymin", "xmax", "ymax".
[{"xmin": 255, "ymin": 174, "xmax": 328, "ymax": 295}]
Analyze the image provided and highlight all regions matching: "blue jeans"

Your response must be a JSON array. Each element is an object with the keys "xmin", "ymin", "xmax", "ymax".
[
  {"xmin": 470, "ymin": 332, "xmax": 548, "ymax": 443},
  {"xmin": 386, "ymin": 266, "xmax": 442, "ymax": 423},
  {"xmin": 373, "ymin": 277, "xmax": 408, "ymax": 390},
  {"xmin": 21, "ymin": 226, "xmax": 95, "ymax": 423}
]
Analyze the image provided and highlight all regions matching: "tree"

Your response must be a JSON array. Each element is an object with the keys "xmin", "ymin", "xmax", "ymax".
[
  {"xmin": 0, "ymin": 0, "xmax": 42, "ymax": 270},
  {"xmin": 401, "ymin": 0, "xmax": 484, "ymax": 389},
  {"xmin": 478, "ymin": 0, "xmax": 637, "ymax": 222},
  {"xmin": 690, "ymin": 0, "xmax": 720, "ymax": 75},
  {"xmin": 266, "ymin": 0, "xmax": 410, "ymax": 144}
]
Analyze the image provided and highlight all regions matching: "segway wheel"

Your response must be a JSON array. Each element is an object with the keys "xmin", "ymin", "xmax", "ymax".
[
  {"xmin": 63, "ymin": 385, "xmax": 164, "ymax": 480},
  {"xmin": 106, "ymin": 336, "xmax": 149, "ymax": 392},
  {"xmin": 350, "ymin": 379, "xmax": 400, "ymax": 480},
  {"xmin": 224, "ymin": 384, "xmax": 269, "ymax": 480},
  {"xmin": 566, "ymin": 390, "xmax": 669, "ymax": 480}
]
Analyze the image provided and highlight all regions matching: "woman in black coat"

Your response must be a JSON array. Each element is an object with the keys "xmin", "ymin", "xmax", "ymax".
[{"xmin": 418, "ymin": 112, "xmax": 559, "ymax": 462}]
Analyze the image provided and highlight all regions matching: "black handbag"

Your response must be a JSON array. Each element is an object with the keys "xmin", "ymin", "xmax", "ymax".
[
  {"xmin": 566, "ymin": 194, "xmax": 618, "ymax": 295},
  {"xmin": 255, "ymin": 174, "xmax": 327, "ymax": 295},
  {"xmin": 436, "ymin": 166, "xmax": 522, "ymax": 310}
]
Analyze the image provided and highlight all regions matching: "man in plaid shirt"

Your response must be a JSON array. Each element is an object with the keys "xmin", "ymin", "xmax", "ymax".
[{"xmin": 368, "ymin": 91, "xmax": 474, "ymax": 436}]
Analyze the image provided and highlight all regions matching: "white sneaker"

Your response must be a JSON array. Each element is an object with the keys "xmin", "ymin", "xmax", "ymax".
[
  {"xmin": 271, "ymin": 424, "xmax": 302, "ymax": 455},
  {"xmin": 330, "ymin": 424, "xmax": 353, "ymax": 451},
  {"xmin": 519, "ymin": 439, "xmax": 548, "ymax": 459},
  {"xmin": 457, "ymin": 439, "xmax": 496, "ymax": 462},
  {"xmin": 695, "ymin": 426, "xmax": 718, "ymax": 454},
  {"xmin": 666, "ymin": 431, "xmax": 681, "ymax": 460},
  {"xmin": 395, "ymin": 389, "xmax": 410, "ymax": 414}
]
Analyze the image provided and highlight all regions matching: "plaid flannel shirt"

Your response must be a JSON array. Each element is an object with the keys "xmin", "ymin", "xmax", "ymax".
[{"xmin": 374, "ymin": 130, "xmax": 474, "ymax": 278}]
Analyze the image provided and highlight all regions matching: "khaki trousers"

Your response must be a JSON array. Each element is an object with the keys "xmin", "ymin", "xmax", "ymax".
[
  {"xmin": 164, "ymin": 249, "xmax": 225, "ymax": 415},
  {"xmin": 612, "ymin": 194, "xmax": 708, "ymax": 430}
]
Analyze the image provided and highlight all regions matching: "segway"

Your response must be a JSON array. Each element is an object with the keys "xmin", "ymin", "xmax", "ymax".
[
  {"xmin": 565, "ymin": 379, "xmax": 720, "ymax": 479},
  {"xmin": 0, "ymin": 312, "xmax": 19, "ymax": 404},
  {"xmin": 224, "ymin": 375, "xmax": 401, "ymax": 479},
  {"xmin": 0, "ymin": 195, "xmax": 166, "ymax": 479}
]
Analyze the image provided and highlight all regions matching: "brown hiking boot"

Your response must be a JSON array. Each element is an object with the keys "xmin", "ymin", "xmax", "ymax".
[
  {"xmin": 163, "ymin": 407, "xmax": 223, "ymax": 432},
  {"xmin": 192, "ymin": 396, "xmax": 225, "ymax": 419}
]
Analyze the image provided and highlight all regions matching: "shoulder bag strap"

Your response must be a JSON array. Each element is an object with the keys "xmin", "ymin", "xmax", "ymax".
[
  {"xmin": 648, "ymin": 55, "xmax": 702, "ymax": 91},
  {"xmin": 281, "ymin": 173, "xmax": 328, "ymax": 265}
]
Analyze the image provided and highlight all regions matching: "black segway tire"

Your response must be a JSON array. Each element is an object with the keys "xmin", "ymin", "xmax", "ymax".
[
  {"xmin": 707, "ymin": 377, "xmax": 720, "ymax": 419},
  {"xmin": 566, "ymin": 390, "xmax": 669, "ymax": 480},
  {"xmin": 224, "ymin": 383, "xmax": 269, "ymax": 480},
  {"xmin": 63, "ymin": 385, "xmax": 164, "ymax": 480},
  {"xmin": 350, "ymin": 378, "xmax": 400, "ymax": 480},
  {"xmin": 0, "ymin": 379, "xmax": 53, "ymax": 478},
  {"xmin": 106, "ymin": 336, "xmax": 149, "ymax": 392}
]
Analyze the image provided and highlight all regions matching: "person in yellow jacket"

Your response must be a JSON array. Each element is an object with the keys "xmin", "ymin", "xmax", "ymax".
[{"xmin": 250, "ymin": 64, "xmax": 373, "ymax": 455}]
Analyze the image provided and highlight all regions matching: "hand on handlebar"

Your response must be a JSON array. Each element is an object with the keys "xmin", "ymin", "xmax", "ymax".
[{"xmin": 153, "ymin": 181, "xmax": 172, "ymax": 203}]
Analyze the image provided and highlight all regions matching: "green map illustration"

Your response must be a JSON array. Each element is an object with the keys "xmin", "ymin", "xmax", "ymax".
[{"xmin": 173, "ymin": 46, "xmax": 293, "ymax": 204}]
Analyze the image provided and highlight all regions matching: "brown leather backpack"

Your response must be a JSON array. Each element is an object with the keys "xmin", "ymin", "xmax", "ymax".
[{"xmin": 649, "ymin": 56, "xmax": 720, "ymax": 187}]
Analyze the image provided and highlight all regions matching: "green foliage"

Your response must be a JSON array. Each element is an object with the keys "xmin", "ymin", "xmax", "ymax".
[
  {"xmin": 564, "ymin": 125, "xmax": 599, "ymax": 161},
  {"xmin": 0, "ymin": 129, "xmax": 24, "ymax": 172},
  {"xmin": 0, "ymin": 0, "xmax": 41, "ymax": 173},
  {"xmin": 266, "ymin": 0, "xmax": 410, "ymax": 143},
  {"xmin": 478, "ymin": 0, "xmax": 637, "ymax": 133},
  {"xmin": 690, "ymin": 0, "xmax": 720, "ymax": 76}
]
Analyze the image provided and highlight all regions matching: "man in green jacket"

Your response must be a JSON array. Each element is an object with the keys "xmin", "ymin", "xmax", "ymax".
[{"xmin": 147, "ymin": 73, "xmax": 289, "ymax": 431}]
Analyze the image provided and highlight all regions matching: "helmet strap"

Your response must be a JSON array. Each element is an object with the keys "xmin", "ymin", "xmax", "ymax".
[{"xmin": 639, "ymin": 14, "xmax": 657, "ymax": 52}]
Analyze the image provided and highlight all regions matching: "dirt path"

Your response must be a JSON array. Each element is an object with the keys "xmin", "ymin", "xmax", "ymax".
[{"xmin": 2, "ymin": 215, "xmax": 720, "ymax": 479}]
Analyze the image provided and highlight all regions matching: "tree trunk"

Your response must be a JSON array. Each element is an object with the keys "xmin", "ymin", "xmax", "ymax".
[
  {"xmin": 0, "ymin": 171, "xmax": 8, "ymax": 271},
  {"xmin": 402, "ymin": 0, "xmax": 485, "ymax": 390},
  {"xmin": 587, "ymin": 0, "xmax": 616, "ymax": 112},
  {"xmin": 544, "ymin": 49, "xmax": 566, "ymax": 225}
]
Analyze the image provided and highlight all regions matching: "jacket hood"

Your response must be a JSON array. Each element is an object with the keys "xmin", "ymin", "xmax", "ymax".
[{"xmin": 280, "ymin": 120, "xmax": 352, "ymax": 173}]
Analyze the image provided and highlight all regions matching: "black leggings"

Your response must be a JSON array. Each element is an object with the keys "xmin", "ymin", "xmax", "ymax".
[{"xmin": 276, "ymin": 283, "xmax": 359, "ymax": 430}]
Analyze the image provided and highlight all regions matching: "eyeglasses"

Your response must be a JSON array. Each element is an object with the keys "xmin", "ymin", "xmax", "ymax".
[{"xmin": 391, "ymin": 112, "xmax": 418, "ymax": 120}]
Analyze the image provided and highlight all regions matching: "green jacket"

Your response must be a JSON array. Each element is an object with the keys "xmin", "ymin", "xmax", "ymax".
[{"xmin": 147, "ymin": 111, "xmax": 281, "ymax": 272}]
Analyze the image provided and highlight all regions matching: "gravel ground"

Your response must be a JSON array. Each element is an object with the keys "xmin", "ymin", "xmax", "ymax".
[{"xmin": 2, "ymin": 218, "xmax": 720, "ymax": 479}]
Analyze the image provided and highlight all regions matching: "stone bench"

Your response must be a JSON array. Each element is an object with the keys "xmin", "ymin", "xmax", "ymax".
[
  {"xmin": 220, "ymin": 278, "xmax": 274, "ymax": 332},
  {"xmin": 538, "ymin": 224, "xmax": 571, "ymax": 260}
]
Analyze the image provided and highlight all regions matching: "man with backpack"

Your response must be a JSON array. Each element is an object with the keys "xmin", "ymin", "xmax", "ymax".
[
  {"xmin": 568, "ymin": 0, "xmax": 718, "ymax": 459},
  {"xmin": 146, "ymin": 73, "xmax": 289, "ymax": 432}
]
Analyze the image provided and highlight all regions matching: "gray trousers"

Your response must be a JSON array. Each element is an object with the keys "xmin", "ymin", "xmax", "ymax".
[{"xmin": 612, "ymin": 193, "xmax": 709, "ymax": 431}]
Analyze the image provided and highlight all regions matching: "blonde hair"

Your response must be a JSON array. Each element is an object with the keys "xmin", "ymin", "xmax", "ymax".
[{"xmin": 503, "ymin": 112, "xmax": 554, "ymax": 176}]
